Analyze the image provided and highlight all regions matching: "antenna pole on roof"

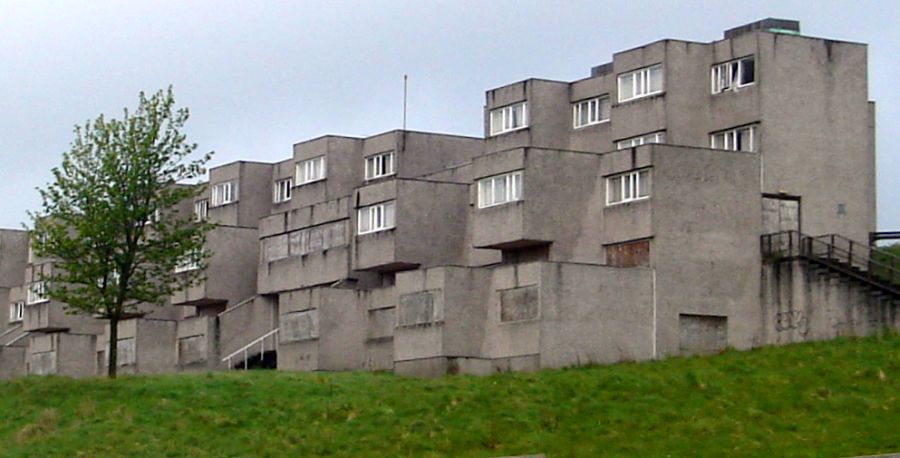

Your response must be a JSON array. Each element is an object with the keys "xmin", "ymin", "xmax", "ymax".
[{"xmin": 403, "ymin": 74, "xmax": 408, "ymax": 131}]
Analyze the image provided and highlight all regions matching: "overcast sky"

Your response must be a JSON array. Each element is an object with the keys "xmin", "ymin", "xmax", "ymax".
[{"xmin": 1, "ymin": 0, "xmax": 897, "ymax": 231}]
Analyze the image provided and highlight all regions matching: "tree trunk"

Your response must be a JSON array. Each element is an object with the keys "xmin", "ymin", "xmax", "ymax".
[{"xmin": 107, "ymin": 316, "xmax": 118, "ymax": 379}]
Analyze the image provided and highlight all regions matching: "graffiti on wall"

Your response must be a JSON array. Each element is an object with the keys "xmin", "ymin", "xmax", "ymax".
[{"xmin": 774, "ymin": 310, "xmax": 808, "ymax": 335}]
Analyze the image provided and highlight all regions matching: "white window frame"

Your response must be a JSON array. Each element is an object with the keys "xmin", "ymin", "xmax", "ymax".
[
  {"xmin": 357, "ymin": 201, "xmax": 396, "ymax": 235},
  {"xmin": 175, "ymin": 249, "xmax": 202, "ymax": 273},
  {"xmin": 194, "ymin": 200, "xmax": 209, "ymax": 222},
  {"xmin": 573, "ymin": 96, "xmax": 610, "ymax": 128},
  {"xmin": 617, "ymin": 131, "xmax": 665, "ymax": 150},
  {"xmin": 211, "ymin": 181, "xmax": 236, "ymax": 207},
  {"xmin": 606, "ymin": 169, "xmax": 651, "ymax": 206},
  {"xmin": 365, "ymin": 151, "xmax": 395, "ymax": 180},
  {"xmin": 477, "ymin": 171, "xmax": 523, "ymax": 209},
  {"xmin": 273, "ymin": 178, "xmax": 293, "ymax": 203},
  {"xmin": 710, "ymin": 125, "xmax": 758, "ymax": 152},
  {"xmin": 9, "ymin": 300, "xmax": 24, "ymax": 322},
  {"xmin": 711, "ymin": 56, "xmax": 755, "ymax": 94},
  {"xmin": 618, "ymin": 64, "xmax": 663, "ymax": 103},
  {"xmin": 489, "ymin": 102, "xmax": 528, "ymax": 136},
  {"xmin": 296, "ymin": 156, "xmax": 327, "ymax": 185},
  {"xmin": 26, "ymin": 281, "xmax": 49, "ymax": 305}
]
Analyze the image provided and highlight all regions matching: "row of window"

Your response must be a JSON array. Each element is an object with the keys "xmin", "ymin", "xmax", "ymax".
[{"xmin": 490, "ymin": 57, "xmax": 756, "ymax": 136}]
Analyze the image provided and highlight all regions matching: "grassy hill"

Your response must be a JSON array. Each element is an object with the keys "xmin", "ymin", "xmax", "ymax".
[{"xmin": 1, "ymin": 334, "xmax": 897, "ymax": 457}]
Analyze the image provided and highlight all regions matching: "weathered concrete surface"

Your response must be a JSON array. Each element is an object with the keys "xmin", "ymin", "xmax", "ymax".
[{"xmin": 761, "ymin": 259, "xmax": 899, "ymax": 345}]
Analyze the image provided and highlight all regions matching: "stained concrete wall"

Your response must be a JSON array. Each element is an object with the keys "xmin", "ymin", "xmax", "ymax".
[
  {"xmin": 176, "ymin": 316, "xmax": 218, "ymax": 371},
  {"xmin": 278, "ymin": 287, "xmax": 369, "ymax": 371},
  {"xmin": 96, "ymin": 319, "xmax": 177, "ymax": 375},
  {"xmin": 394, "ymin": 262, "xmax": 656, "ymax": 377},
  {"xmin": 172, "ymin": 226, "xmax": 259, "ymax": 307},
  {"xmin": 761, "ymin": 260, "xmax": 899, "ymax": 345},
  {"xmin": 27, "ymin": 332, "xmax": 96, "ymax": 377}
]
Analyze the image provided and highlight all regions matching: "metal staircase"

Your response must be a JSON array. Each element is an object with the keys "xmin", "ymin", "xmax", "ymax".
[{"xmin": 761, "ymin": 231, "xmax": 900, "ymax": 298}]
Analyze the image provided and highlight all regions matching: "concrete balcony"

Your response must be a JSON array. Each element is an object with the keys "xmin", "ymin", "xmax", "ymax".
[
  {"xmin": 352, "ymin": 178, "xmax": 468, "ymax": 272},
  {"xmin": 23, "ymin": 299, "xmax": 104, "ymax": 335},
  {"xmin": 258, "ymin": 197, "xmax": 355, "ymax": 294},
  {"xmin": 171, "ymin": 226, "xmax": 259, "ymax": 308},
  {"xmin": 471, "ymin": 148, "xmax": 602, "ymax": 257}
]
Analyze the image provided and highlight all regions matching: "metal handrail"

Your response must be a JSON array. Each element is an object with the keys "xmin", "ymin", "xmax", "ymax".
[
  {"xmin": 762, "ymin": 230, "xmax": 898, "ymax": 288},
  {"xmin": 222, "ymin": 328, "xmax": 279, "ymax": 370}
]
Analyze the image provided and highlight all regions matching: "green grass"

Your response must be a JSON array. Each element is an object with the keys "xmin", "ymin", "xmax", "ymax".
[{"xmin": 1, "ymin": 335, "xmax": 898, "ymax": 457}]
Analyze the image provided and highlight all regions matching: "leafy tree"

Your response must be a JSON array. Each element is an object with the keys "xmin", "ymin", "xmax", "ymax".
[{"xmin": 29, "ymin": 87, "xmax": 212, "ymax": 378}]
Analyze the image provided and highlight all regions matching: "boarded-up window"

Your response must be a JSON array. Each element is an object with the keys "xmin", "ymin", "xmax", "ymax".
[
  {"xmin": 500, "ymin": 285, "xmax": 539, "ymax": 322},
  {"xmin": 30, "ymin": 351, "xmax": 56, "ymax": 375},
  {"xmin": 678, "ymin": 314, "xmax": 727, "ymax": 355},
  {"xmin": 117, "ymin": 338, "xmax": 136, "ymax": 366},
  {"xmin": 178, "ymin": 335, "xmax": 208, "ymax": 365},
  {"xmin": 397, "ymin": 291, "xmax": 443, "ymax": 327},
  {"xmin": 367, "ymin": 308, "xmax": 395, "ymax": 339},
  {"xmin": 281, "ymin": 310, "xmax": 319, "ymax": 342},
  {"xmin": 606, "ymin": 239, "xmax": 650, "ymax": 267}
]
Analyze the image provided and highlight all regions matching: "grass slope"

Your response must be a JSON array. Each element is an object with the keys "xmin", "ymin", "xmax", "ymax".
[{"xmin": 0, "ymin": 334, "xmax": 897, "ymax": 457}]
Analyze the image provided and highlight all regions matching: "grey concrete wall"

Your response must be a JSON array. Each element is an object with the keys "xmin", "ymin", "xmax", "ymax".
[
  {"xmin": 760, "ymin": 260, "xmax": 899, "ymax": 345},
  {"xmin": 172, "ymin": 225, "xmax": 259, "ymax": 307},
  {"xmin": 0, "ymin": 229, "xmax": 27, "ymax": 288},
  {"xmin": 0, "ymin": 346, "xmax": 25, "ymax": 379},
  {"xmin": 176, "ymin": 315, "xmax": 218, "ymax": 371},
  {"xmin": 538, "ymin": 263, "xmax": 655, "ymax": 368},
  {"xmin": 27, "ymin": 333, "xmax": 96, "ymax": 377},
  {"xmin": 650, "ymin": 145, "xmax": 762, "ymax": 356},
  {"xmin": 757, "ymin": 35, "xmax": 873, "ymax": 241}
]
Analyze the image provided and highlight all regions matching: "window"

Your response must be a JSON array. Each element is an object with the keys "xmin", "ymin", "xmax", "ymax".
[
  {"xmin": 489, "ymin": 102, "xmax": 528, "ymax": 136},
  {"xmin": 194, "ymin": 200, "xmax": 209, "ymax": 222},
  {"xmin": 9, "ymin": 301, "xmax": 24, "ymax": 323},
  {"xmin": 357, "ymin": 201, "xmax": 396, "ymax": 235},
  {"xmin": 273, "ymin": 178, "xmax": 293, "ymax": 203},
  {"xmin": 607, "ymin": 169, "xmax": 651, "ymax": 205},
  {"xmin": 711, "ymin": 57, "xmax": 755, "ymax": 94},
  {"xmin": 296, "ymin": 156, "xmax": 326, "ymax": 185},
  {"xmin": 618, "ymin": 64, "xmax": 663, "ymax": 102},
  {"xmin": 175, "ymin": 249, "xmax": 201, "ymax": 273},
  {"xmin": 365, "ymin": 151, "xmax": 395, "ymax": 180},
  {"xmin": 573, "ymin": 96, "xmax": 610, "ymax": 128},
  {"xmin": 477, "ymin": 171, "xmax": 522, "ymax": 208},
  {"xmin": 211, "ymin": 181, "xmax": 236, "ymax": 207},
  {"xmin": 26, "ymin": 281, "xmax": 48, "ymax": 304},
  {"xmin": 711, "ymin": 125, "xmax": 757, "ymax": 152},
  {"xmin": 617, "ymin": 131, "xmax": 665, "ymax": 150}
]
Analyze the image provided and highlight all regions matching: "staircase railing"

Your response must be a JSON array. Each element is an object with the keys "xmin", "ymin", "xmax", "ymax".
[
  {"xmin": 761, "ymin": 231, "xmax": 899, "ymax": 295},
  {"xmin": 222, "ymin": 328, "xmax": 279, "ymax": 370}
]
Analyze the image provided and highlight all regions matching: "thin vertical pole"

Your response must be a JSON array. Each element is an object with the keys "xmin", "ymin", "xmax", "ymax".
[{"xmin": 403, "ymin": 74, "xmax": 408, "ymax": 130}]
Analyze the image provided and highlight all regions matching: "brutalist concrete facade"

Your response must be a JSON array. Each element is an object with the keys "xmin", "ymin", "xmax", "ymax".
[{"xmin": 1, "ymin": 18, "xmax": 895, "ymax": 379}]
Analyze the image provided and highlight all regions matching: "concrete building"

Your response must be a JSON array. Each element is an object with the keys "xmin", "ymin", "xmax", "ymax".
[{"xmin": 1, "ymin": 18, "xmax": 896, "ymax": 379}]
